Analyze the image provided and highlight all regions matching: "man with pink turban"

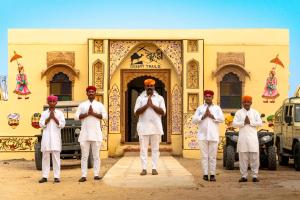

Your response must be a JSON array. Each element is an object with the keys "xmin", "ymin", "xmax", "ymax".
[
  {"xmin": 75, "ymin": 86, "xmax": 107, "ymax": 182},
  {"xmin": 192, "ymin": 90, "xmax": 224, "ymax": 182},
  {"xmin": 38, "ymin": 95, "xmax": 66, "ymax": 183},
  {"xmin": 233, "ymin": 95, "xmax": 263, "ymax": 182}
]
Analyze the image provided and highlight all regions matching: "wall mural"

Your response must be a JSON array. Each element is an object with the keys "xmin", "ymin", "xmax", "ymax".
[
  {"xmin": 109, "ymin": 84, "xmax": 120, "ymax": 133},
  {"xmin": 262, "ymin": 55, "xmax": 284, "ymax": 103},
  {"xmin": 101, "ymin": 119, "xmax": 108, "ymax": 150},
  {"xmin": 31, "ymin": 113, "xmax": 41, "ymax": 129},
  {"xmin": 109, "ymin": 40, "xmax": 182, "ymax": 79},
  {"xmin": 186, "ymin": 61, "xmax": 199, "ymax": 89},
  {"xmin": 171, "ymin": 85, "xmax": 182, "ymax": 135},
  {"xmin": 0, "ymin": 75, "xmax": 8, "ymax": 101},
  {"xmin": 7, "ymin": 113, "xmax": 20, "ymax": 129},
  {"xmin": 10, "ymin": 51, "xmax": 31, "ymax": 100},
  {"xmin": 0, "ymin": 136, "xmax": 36, "ymax": 152},
  {"xmin": 183, "ymin": 113, "xmax": 199, "ymax": 149},
  {"xmin": 93, "ymin": 61, "xmax": 104, "ymax": 91}
]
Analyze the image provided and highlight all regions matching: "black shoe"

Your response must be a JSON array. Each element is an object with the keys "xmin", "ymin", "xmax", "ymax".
[
  {"xmin": 94, "ymin": 176, "xmax": 102, "ymax": 180},
  {"xmin": 39, "ymin": 177, "xmax": 47, "ymax": 183},
  {"xmin": 152, "ymin": 169, "xmax": 158, "ymax": 175},
  {"xmin": 252, "ymin": 177, "xmax": 260, "ymax": 182},
  {"xmin": 78, "ymin": 177, "xmax": 87, "ymax": 182},
  {"xmin": 203, "ymin": 175, "xmax": 209, "ymax": 181},
  {"xmin": 239, "ymin": 177, "xmax": 248, "ymax": 182},
  {"xmin": 140, "ymin": 169, "xmax": 147, "ymax": 176},
  {"xmin": 54, "ymin": 178, "xmax": 60, "ymax": 183},
  {"xmin": 210, "ymin": 175, "xmax": 216, "ymax": 182}
]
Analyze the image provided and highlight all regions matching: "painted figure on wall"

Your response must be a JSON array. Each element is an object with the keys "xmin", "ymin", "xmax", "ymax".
[
  {"xmin": 262, "ymin": 68, "xmax": 279, "ymax": 103},
  {"xmin": 10, "ymin": 51, "xmax": 31, "ymax": 99},
  {"xmin": 14, "ymin": 64, "xmax": 31, "ymax": 99},
  {"xmin": 262, "ymin": 55, "xmax": 285, "ymax": 103}
]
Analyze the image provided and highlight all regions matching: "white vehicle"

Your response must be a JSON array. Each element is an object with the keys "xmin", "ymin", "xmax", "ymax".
[{"xmin": 274, "ymin": 86, "xmax": 300, "ymax": 170}]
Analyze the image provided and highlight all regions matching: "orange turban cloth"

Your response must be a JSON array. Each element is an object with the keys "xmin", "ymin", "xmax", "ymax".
[
  {"xmin": 242, "ymin": 95, "xmax": 252, "ymax": 102},
  {"xmin": 204, "ymin": 90, "xmax": 214, "ymax": 97},
  {"xmin": 144, "ymin": 79, "xmax": 155, "ymax": 86},
  {"xmin": 86, "ymin": 86, "xmax": 97, "ymax": 92}
]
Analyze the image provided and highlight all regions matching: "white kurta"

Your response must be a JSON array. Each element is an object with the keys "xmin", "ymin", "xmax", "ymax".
[
  {"xmin": 134, "ymin": 91, "xmax": 166, "ymax": 136},
  {"xmin": 75, "ymin": 100, "xmax": 108, "ymax": 142},
  {"xmin": 232, "ymin": 108, "xmax": 263, "ymax": 152},
  {"xmin": 39, "ymin": 109, "xmax": 66, "ymax": 152},
  {"xmin": 192, "ymin": 103, "xmax": 224, "ymax": 142}
]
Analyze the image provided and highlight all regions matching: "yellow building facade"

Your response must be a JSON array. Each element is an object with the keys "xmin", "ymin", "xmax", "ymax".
[{"xmin": 0, "ymin": 29, "xmax": 289, "ymax": 160}]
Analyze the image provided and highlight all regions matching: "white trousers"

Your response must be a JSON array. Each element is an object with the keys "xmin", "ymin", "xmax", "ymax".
[
  {"xmin": 80, "ymin": 141, "xmax": 101, "ymax": 177},
  {"xmin": 42, "ymin": 151, "xmax": 60, "ymax": 179},
  {"xmin": 139, "ymin": 134, "xmax": 160, "ymax": 170},
  {"xmin": 199, "ymin": 140, "xmax": 218, "ymax": 175},
  {"xmin": 239, "ymin": 152, "xmax": 259, "ymax": 178}
]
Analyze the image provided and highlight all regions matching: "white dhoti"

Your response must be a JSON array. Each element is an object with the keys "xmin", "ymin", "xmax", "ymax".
[
  {"xmin": 239, "ymin": 152, "xmax": 259, "ymax": 178},
  {"xmin": 42, "ymin": 151, "xmax": 61, "ymax": 179},
  {"xmin": 199, "ymin": 140, "xmax": 218, "ymax": 175},
  {"xmin": 139, "ymin": 134, "xmax": 160, "ymax": 170},
  {"xmin": 80, "ymin": 141, "xmax": 101, "ymax": 177}
]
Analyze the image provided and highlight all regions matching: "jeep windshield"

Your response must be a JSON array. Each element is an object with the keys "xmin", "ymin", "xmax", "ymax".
[
  {"xmin": 43, "ymin": 101, "xmax": 80, "ymax": 120},
  {"xmin": 295, "ymin": 104, "xmax": 300, "ymax": 122}
]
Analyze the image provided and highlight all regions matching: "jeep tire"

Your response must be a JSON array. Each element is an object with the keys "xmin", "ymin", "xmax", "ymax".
[
  {"xmin": 267, "ymin": 146, "xmax": 277, "ymax": 170},
  {"xmin": 34, "ymin": 143, "xmax": 42, "ymax": 170},
  {"xmin": 294, "ymin": 143, "xmax": 300, "ymax": 171},
  {"xmin": 225, "ymin": 145, "xmax": 235, "ymax": 170}
]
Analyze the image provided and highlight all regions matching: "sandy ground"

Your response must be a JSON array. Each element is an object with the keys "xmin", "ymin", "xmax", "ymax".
[{"xmin": 0, "ymin": 157, "xmax": 300, "ymax": 200}]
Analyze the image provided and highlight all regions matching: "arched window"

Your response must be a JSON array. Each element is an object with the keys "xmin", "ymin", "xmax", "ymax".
[
  {"xmin": 220, "ymin": 72, "xmax": 241, "ymax": 109},
  {"xmin": 50, "ymin": 72, "xmax": 72, "ymax": 101}
]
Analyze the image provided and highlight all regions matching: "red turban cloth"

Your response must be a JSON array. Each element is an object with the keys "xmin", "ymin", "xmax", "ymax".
[
  {"xmin": 242, "ymin": 95, "xmax": 252, "ymax": 102},
  {"xmin": 204, "ymin": 90, "xmax": 214, "ymax": 97},
  {"xmin": 144, "ymin": 79, "xmax": 155, "ymax": 86},
  {"xmin": 47, "ymin": 95, "xmax": 58, "ymax": 102},
  {"xmin": 86, "ymin": 86, "xmax": 97, "ymax": 92}
]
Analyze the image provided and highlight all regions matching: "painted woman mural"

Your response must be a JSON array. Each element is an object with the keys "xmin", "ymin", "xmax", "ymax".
[
  {"xmin": 10, "ymin": 51, "xmax": 31, "ymax": 99},
  {"xmin": 262, "ymin": 55, "xmax": 285, "ymax": 103},
  {"xmin": 14, "ymin": 64, "xmax": 31, "ymax": 99},
  {"xmin": 262, "ymin": 68, "xmax": 279, "ymax": 103}
]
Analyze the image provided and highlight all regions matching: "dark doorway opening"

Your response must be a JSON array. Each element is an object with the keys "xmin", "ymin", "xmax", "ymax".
[{"xmin": 125, "ymin": 76, "xmax": 167, "ymax": 142}]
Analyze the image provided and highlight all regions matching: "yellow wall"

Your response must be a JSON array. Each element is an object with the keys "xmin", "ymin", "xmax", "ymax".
[{"xmin": 0, "ymin": 29, "xmax": 289, "ymax": 160}]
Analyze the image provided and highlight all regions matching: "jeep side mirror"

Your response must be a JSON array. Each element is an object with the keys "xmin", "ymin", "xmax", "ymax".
[{"xmin": 285, "ymin": 116, "xmax": 293, "ymax": 125}]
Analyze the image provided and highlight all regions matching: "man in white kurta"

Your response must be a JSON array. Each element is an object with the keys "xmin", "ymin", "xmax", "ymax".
[
  {"xmin": 75, "ymin": 86, "xmax": 108, "ymax": 182},
  {"xmin": 134, "ymin": 79, "xmax": 166, "ymax": 176},
  {"xmin": 232, "ymin": 95, "xmax": 262, "ymax": 182},
  {"xmin": 192, "ymin": 90, "xmax": 224, "ymax": 181},
  {"xmin": 39, "ymin": 95, "xmax": 66, "ymax": 183}
]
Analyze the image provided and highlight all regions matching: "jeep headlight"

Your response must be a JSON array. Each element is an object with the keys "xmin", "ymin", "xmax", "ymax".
[
  {"xmin": 260, "ymin": 135, "xmax": 272, "ymax": 143},
  {"xmin": 75, "ymin": 128, "xmax": 81, "ymax": 135},
  {"xmin": 230, "ymin": 135, "xmax": 239, "ymax": 142}
]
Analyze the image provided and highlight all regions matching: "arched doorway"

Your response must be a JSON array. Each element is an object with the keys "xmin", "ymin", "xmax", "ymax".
[{"xmin": 125, "ymin": 76, "xmax": 168, "ymax": 142}]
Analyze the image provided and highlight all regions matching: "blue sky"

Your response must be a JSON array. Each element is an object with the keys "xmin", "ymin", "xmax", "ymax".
[{"xmin": 0, "ymin": 0, "xmax": 299, "ymax": 96}]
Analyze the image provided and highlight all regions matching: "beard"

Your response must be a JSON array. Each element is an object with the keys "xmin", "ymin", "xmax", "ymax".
[{"xmin": 146, "ymin": 88, "xmax": 153, "ymax": 95}]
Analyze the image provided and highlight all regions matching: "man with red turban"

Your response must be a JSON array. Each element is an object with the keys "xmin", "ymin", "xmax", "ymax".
[
  {"xmin": 134, "ymin": 78, "xmax": 166, "ymax": 176},
  {"xmin": 38, "ymin": 95, "xmax": 66, "ymax": 183},
  {"xmin": 233, "ymin": 95, "xmax": 263, "ymax": 182},
  {"xmin": 192, "ymin": 90, "xmax": 224, "ymax": 182},
  {"xmin": 75, "ymin": 86, "xmax": 108, "ymax": 182}
]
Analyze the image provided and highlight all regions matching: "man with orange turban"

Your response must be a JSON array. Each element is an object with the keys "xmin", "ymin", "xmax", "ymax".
[
  {"xmin": 134, "ymin": 78, "xmax": 166, "ymax": 176},
  {"xmin": 38, "ymin": 95, "xmax": 66, "ymax": 183},
  {"xmin": 192, "ymin": 90, "xmax": 224, "ymax": 182},
  {"xmin": 75, "ymin": 86, "xmax": 108, "ymax": 182},
  {"xmin": 233, "ymin": 95, "xmax": 263, "ymax": 183}
]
